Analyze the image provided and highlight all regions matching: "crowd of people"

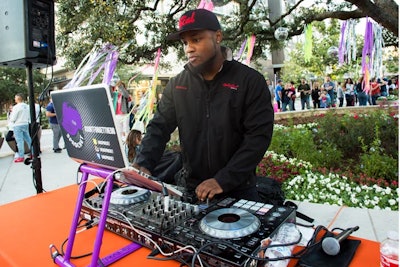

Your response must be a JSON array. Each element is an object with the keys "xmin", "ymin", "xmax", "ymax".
[{"xmin": 273, "ymin": 75, "xmax": 398, "ymax": 111}]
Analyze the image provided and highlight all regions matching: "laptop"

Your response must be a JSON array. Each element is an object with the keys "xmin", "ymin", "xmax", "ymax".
[{"xmin": 51, "ymin": 84, "xmax": 182, "ymax": 196}]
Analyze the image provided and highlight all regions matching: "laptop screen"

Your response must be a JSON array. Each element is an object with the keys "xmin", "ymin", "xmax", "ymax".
[{"xmin": 51, "ymin": 84, "xmax": 128, "ymax": 170}]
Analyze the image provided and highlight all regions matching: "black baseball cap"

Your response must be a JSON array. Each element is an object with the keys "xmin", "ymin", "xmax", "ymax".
[{"xmin": 167, "ymin": 9, "xmax": 221, "ymax": 41}]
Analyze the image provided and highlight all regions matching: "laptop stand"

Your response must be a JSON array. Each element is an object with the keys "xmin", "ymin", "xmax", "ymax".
[{"xmin": 50, "ymin": 164, "xmax": 142, "ymax": 267}]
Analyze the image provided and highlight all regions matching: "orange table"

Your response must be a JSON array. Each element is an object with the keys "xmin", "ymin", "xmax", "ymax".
[{"xmin": 0, "ymin": 184, "xmax": 380, "ymax": 267}]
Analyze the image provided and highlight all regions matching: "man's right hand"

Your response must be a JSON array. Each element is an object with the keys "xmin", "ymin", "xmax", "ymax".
[{"xmin": 131, "ymin": 163, "xmax": 152, "ymax": 176}]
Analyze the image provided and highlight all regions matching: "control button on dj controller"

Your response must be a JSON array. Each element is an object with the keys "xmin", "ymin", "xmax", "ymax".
[
  {"xmin": 277, "ymin": 207, "xmax": 287, "ymax": 212},
  {"xmin": 271, "ymin": 212, "xmax": 281, "ymax": 217},
  {"xmin": 240, "ymin": 247, "xmax": 251, "ymax": 254},
  {"xmin": 233, "ymin": 253, "xmax": 244, "ymax": 261},
  {"xmin": 217, "ymin": 197, "xmax": 236, "ymax": 207}
]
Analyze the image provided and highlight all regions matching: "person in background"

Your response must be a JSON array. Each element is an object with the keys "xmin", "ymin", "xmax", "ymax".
[
  {"xmin": 323, "ymin": 75, "xmax": 336, "ymax": 107},
  {"xmin": 6, "ymin": 105, "xmax": 19, "ymax": 159},
  {"xmin": 370, "ymin": 78, "xmax": 381, "ymax": 105},
  {"xmin": 275, "ymin": 79, "xmax": 283, "ymax": 112},
  {"xmin": 336, "ymin": 81, "xmax": 344, "ymax": 107},
  {"xmin": 311, "ymin": 81, "xmax": 321, "ymax": 109},
  {"xmin": 388, "ymin": 78, "xmax": 396, "ymax": 94},
  {"xmin": 113, "ymin": 80, "xmax": 131, "ymax": 141},
  {"xmin": 9, "ymin": 94, "xmax": 32, "ymax": 163},
  {"xmin": 126, "ymin": 129, "xmax": 142, "ymax": 163},
  {"xmin": 344, "ymin": 78, "xmax": 355, "ymax": 106},
  {"xmin": 266, "ymin": 78, "xmax": 275, "ymax": 106},
  {"xmin": 46, "ymin": 95, "xmax": 62, "ymax": 153},
  {"xmin": 126, "ymin": 121, "xmax": 182, "ymax": 184},
  {"xmin": 281, "ymin": 82, "xmax": 293, "ymax": 112},
  {"xmin": 298, "ymin": 78, "xmax": 311, "ymax": 110},
  {"xmin": 355, "ymin": 76, "xmax": 368, "ymax": 106},
  {"xmin": 133, "ymin": 9, "xmax": 274, "ymax": 202},
  {"xmin": 380, "ymin": 78, "xmax": 388, "ymax": 97},
  {"xmin": 319, "ymin": 89, "xmax": 331, "ymax": 108},
  {"xmin": 289, "ymin": 81, "xmax": 296, "ymax": 111}
]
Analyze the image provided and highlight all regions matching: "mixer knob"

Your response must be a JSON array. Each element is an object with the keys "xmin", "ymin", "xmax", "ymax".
[{"xmin": 193, "ymin": 205, "xmax": 200, "ymax": 215}]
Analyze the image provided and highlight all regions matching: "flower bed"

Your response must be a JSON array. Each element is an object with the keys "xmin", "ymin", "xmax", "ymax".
[
  {"xmin": 257, "ymin": 151, "xmax": 399, "ymax": 211},
  {"xmin": 257, "ymin": 108, "xmax": 399, "ymax": 211}
]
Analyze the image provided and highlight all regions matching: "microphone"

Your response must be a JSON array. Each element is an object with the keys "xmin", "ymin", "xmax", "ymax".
[{"xmin": 322, "ymin": 226, "xmax": 359, "ymax": 256}]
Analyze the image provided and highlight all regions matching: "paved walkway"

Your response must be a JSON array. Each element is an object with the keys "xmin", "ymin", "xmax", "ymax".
[{"xmin": 0, "ymin": 128, "xmax": 398, "ymax": 244}]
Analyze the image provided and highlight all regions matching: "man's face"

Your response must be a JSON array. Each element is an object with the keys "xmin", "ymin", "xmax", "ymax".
[{"xmin": 180, "ymin": 30, "xmax": 219, "ymax": 70}]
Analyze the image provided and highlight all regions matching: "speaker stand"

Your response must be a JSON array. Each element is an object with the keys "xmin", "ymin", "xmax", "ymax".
[{"xmin": 26, "ymin": 62, "xmax": 43, "ymax": 194}]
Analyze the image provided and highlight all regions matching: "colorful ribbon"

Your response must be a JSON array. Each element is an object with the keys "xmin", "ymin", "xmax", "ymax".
[
  {"xmin": 235, "ymin": 35, "xmax": 256, "ymax": 65},
  {"xmin": 135, "ymin": 48, "xmax": 162, "ymax": 126},
  {"xmin": 197, "ymin": 0, "xmax": 214, "ymax": 10},
  {"xmin": 303, "ymin": 24, "xmax": 313, "ymax": 62}
]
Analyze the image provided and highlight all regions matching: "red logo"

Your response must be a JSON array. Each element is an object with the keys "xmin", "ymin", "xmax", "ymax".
[
  {"xmin": 175, "ymin": 85, "xmax": 187, "ymax": 90},
  {"xmin": 223, "ymin": 83, "xmax": 239, "ymax": 90},
  {"xmin": 179, "ymin": 12, "xmax": 196, "ymax": 29}
]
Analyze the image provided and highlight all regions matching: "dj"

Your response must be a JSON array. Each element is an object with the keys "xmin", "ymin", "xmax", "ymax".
[{"xmin": 134, "ymin": 9, "xmax": 274, "ymax": 202}]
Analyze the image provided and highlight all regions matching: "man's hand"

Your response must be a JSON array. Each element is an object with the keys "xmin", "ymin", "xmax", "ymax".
[
  {"xmin": 195, "ymin": 178, "xmax": 223, "ymax": 201},
  {"xmin": 131, "ymin": 163, "xmax": 151, "ymax": 176}
]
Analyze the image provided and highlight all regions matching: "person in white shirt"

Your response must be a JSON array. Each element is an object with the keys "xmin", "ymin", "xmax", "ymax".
[{"xmin": 9, "ymin": 93, "xmax": 32, "ymax": 162}]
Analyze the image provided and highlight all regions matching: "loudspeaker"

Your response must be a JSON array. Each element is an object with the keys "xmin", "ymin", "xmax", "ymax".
[{"xmin": 0, "ymin": 0, "xmax": 56, "ymax": 68}]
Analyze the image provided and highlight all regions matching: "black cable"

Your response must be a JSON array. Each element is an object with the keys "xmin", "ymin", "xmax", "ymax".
[
  {"xmin": 291, "ymin": 225, "xmax": 330, "ymax": 259},
  {"xmin": 295, "ymin": 222, "xmax": 315, "ymax": 228},
  {"xmin": 59, "ymin": 219, "xmax": 99, "ymax": 259}
]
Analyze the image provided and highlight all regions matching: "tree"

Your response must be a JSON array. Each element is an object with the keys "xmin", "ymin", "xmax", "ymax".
[
  {"xmin": 57, "ymin": 0, "xmax": 398, "ymax": 68},
  {"xmin": 0, "ymin": 67, "xmax": 46, "ymax": 115}
]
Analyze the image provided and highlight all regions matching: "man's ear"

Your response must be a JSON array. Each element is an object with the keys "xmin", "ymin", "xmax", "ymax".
[{"xmin": 215, "ymin": 30, "xmax": 223, "ymax": 44}]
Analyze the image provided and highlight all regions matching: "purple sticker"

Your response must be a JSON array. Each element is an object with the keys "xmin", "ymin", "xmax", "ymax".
[{"xmin": 61, "ymin": 102, "xmax": 83, "ymax": 136}]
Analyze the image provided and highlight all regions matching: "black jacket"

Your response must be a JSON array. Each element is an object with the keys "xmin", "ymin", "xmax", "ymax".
[{"xmin": 136, "ymin": 53, "xmax": 274, "ymax": 196}]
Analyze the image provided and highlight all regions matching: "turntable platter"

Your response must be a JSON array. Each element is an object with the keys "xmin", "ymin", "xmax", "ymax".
[
  {"xmin": 110, "ymin": 185, "xmax": 151, "ymax": 205},
  {"xmin": 199, "ymin": 208, "xmax": 261, "ymax": 239}
]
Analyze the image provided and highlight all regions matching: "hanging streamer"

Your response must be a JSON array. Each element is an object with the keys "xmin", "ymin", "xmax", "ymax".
[
  {"xmin": 235, "ymin": 35, "xmax": 256, "ymax": 65},
  {"xmin": 338, "ymin": 19, "xmax": 357, "ymax": 66},
  {"xmin": 348, "ymin": 19, "xmax": 357, "ymax": 64},
  {"xmin": 197, "ymin": 0, "xmax": 214, "ymax": 10},
  {"xmin": 303, "ymin": 24, "xmax": 313, "ymax": 62},
  {"xmin": 235, "ymin": 39, "xmax": 247, "ymax": 61},
  {"xmin": 362, "ymin": 18, "xmax": 373, "ymax": 79},
  {"xmin": 135, "ymin": 48, "xmax": 162, "ymax": 126},
  {"xmin": 245, "ymin": 35, "xmax": 256, "ymax": 65},
  {"xmin": 362, "ymin": 64, "xmax": 371, "ymax": 93},
  {"xmin": 372, "ymin": 23, "xmax": 384, "ymax": 79},
  {"xmin": 64, "ymin": 43, "xmax": 120, "ymax": 89},
  {"xmin": 102, "ymin": 49, "xmax": 119, "ymax": 85},
  {"xmin": 361, "ymin": 17, "xmax": 384, "ymax": 82},
  {"xmin": 338, "ymin": 20, "xmax": 347, "ymax": 65},
  {"xmin": 361, "ymin": 18, "xmax": 374, "ymax": 93}
]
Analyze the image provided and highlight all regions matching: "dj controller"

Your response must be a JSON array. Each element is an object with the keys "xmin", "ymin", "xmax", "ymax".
[{"xmin": 80, "ymin": 185, "xmax": 296, "ymax": 267}]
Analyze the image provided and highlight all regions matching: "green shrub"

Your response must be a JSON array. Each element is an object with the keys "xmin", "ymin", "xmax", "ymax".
[
  {"xmin": 316, "ymin": 109, "xmax": 398, "ymax": 160},
  {"xmin": 358, "ymin": 127, "xmax": 398, "ymax": 182},
  {"xmin": 271, "ymin": 109, "xmax": 398, "ymax": 184}
]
